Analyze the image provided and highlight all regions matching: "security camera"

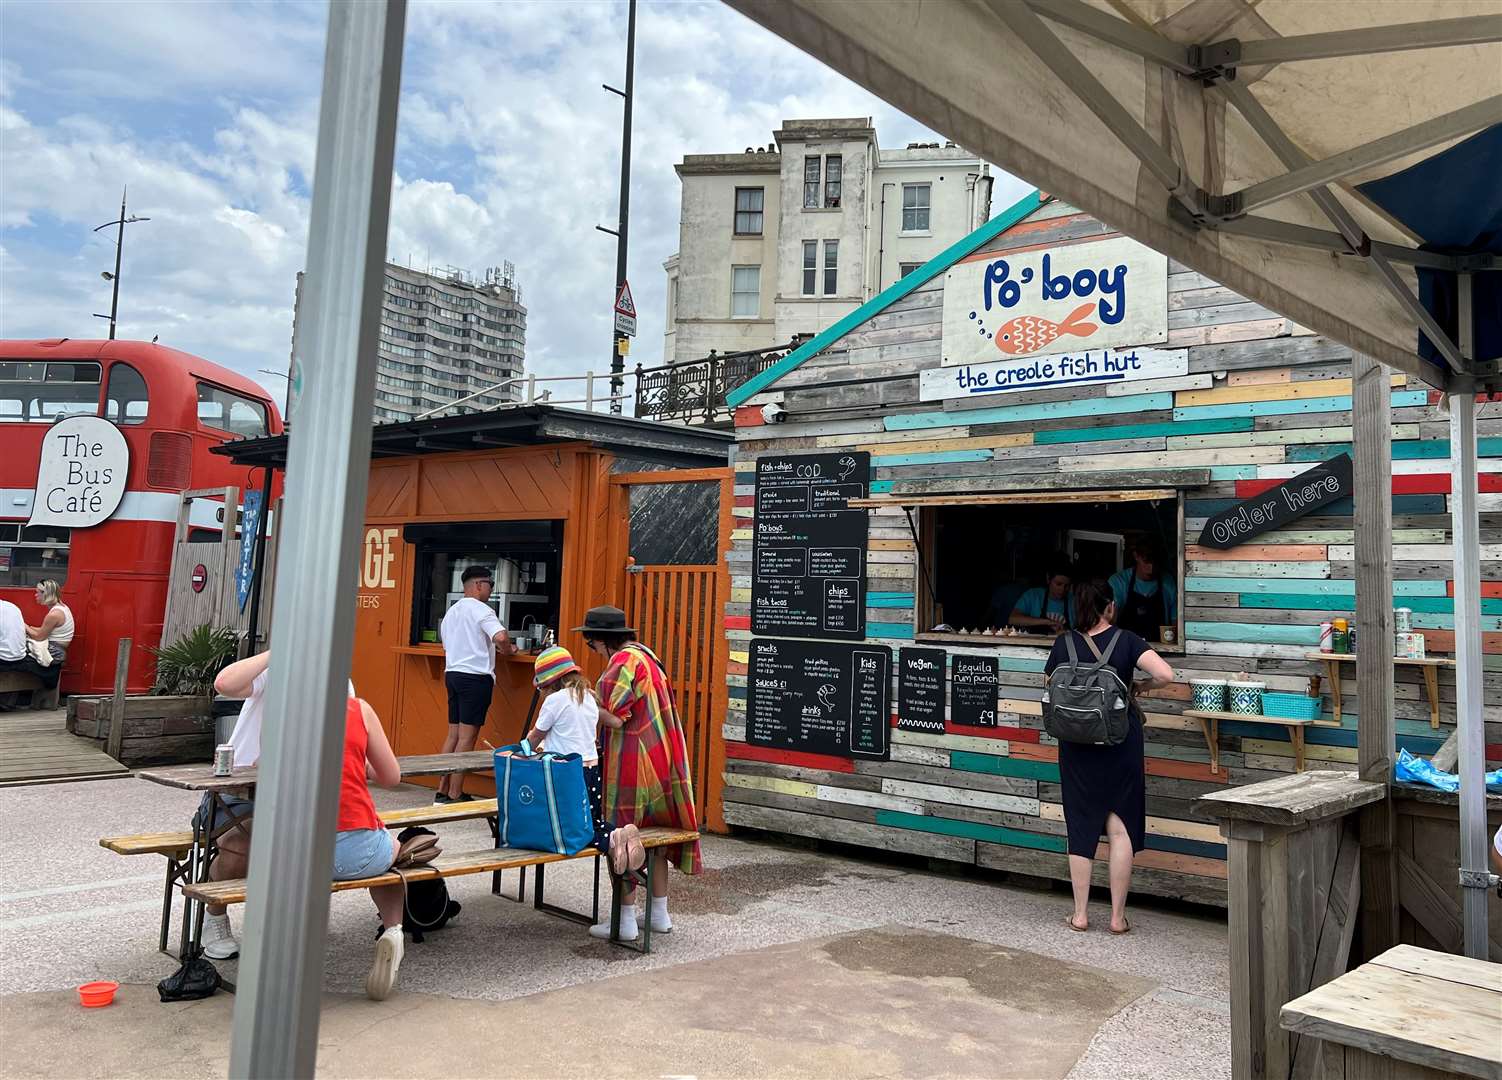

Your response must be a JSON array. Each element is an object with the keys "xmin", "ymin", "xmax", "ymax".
[{"xmin": 761, "ymin": 402, "xmax": 788, "ymax": 424}]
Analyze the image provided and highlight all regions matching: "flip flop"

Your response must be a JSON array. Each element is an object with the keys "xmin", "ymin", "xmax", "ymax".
[
  {"xmin": 607, "ymin": 827, "xmax": 629, "ymax": 877},
  {"xmin": 621, "ymin": 824, "xmax": 647, "ymax": 874},
  {"xmin": 1109, "ymin": 919, "xmax": 1131, "ymax": 935},
  {"xmin": 1067, "ymin": 917, "xmax": 1089, "ymax": 932}
]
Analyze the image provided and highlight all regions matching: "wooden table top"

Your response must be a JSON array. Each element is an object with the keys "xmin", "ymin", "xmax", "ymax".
[
  {"xmin": 136, "ymin": 750, "xmax": 495, "ymax": 792},
  {"xmin": 1280, "ymin": 945, "xmax": 1502, "ymax": 1079}
]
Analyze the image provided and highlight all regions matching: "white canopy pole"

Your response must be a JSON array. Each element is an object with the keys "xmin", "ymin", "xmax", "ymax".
[
  {"xmin": 1450, "ymin": 275, "xmax": 1488, "ymax": 960},
  {"xmin": 227, "ymin": 2, "xmax": 406, "ymax": 1075}
]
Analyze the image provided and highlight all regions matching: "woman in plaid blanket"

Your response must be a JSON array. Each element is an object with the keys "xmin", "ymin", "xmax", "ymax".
[{"xmin": 577, "ymin": 605, "xmax": 702, "ymax": 942}]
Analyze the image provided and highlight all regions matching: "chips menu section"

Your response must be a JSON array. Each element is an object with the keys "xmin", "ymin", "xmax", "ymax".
[
  {"xmin": 751, "ymin": 452, "xmax": 870, "ymax": 640},
  {"xmin": 746, "ymin": 638, "xmax": 892, "ymax": 761},
  {"xmin": 897, "ymin": 647, "xmax": 947, "ymax": 733},
  {"xmin": 950, "ymin": 654, "xmax": 1000, "ymax": 728}
]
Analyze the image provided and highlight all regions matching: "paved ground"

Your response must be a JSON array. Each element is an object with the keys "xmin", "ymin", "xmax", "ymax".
[
  {"xmin": 0, "ymin": 776, "xmax": 1232, "ymax": 1079},
  {"xmin": 0, "ymin": 706, "xmax": 127, "ymax": 786}
]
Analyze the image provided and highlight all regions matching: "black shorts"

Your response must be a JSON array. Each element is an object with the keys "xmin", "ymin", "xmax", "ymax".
[{"xmin": 445, "ymin": 671, "xmax": 493, "ymax": 727}]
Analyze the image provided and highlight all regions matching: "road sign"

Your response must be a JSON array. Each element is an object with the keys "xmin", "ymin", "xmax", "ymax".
[
  {"xmin": 614, "ymin": 310, "xmax": 637, "ymax": 337},
  {"xmin": 614, "ymin": 280, "xmax": 636, "ymax": 318}
]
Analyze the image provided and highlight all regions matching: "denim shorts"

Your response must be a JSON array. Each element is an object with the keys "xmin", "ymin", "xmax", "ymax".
[
  {"xmin": 193, "ymin": 793, "xmax": 254, "ymax": 835},
  {"xmin": 333, "ymin": 828, "xmax": 395, "ymax": 880}
]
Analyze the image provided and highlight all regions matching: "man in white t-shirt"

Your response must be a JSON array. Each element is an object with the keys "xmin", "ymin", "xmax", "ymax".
[
  {"xmin": 436, "ymin": 564, "xmax": 515, "ymax": 803},
  {"xmin": 0, "ymin": 600, "xmax": 26, "ymax": 663}
]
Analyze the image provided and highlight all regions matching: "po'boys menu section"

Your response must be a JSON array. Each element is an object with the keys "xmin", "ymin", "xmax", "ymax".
[
  {"xmin": 751, "ymin": 452, "xmax": 870, "ymax": 640},
  {"xmin": 746, "ymin": 638, "xmax": 891, "ymax": 761}
]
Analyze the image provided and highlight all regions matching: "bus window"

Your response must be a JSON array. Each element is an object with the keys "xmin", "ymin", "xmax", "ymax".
[
  {"xmin": 197, "ymin": 382, "xmax": 269, "ymax": 438},
  {"xmin": 0, "ymin": 361, "xmax": 102, "ymax": 422},
  {"xmin": 0, "ymin": 523, "xmax": 70, "ymax": 587},
  {"xmin": 105, "ymin": 362, "xmax": 150, "ymax": 425}
]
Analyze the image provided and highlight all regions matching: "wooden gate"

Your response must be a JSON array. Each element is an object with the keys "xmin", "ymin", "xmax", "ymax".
[
  {"xmin": 612, "ymin": 468, "xmax": 733, "ymax": 833},
  {"xmin": 161, "ymin": 487, "xmax": 278, "ymax": 655}
]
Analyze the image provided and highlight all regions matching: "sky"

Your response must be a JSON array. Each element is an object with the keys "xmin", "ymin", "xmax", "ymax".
[{"xmin": 0, "ymin": 0, "xmax": 1029, "ymax": 410}]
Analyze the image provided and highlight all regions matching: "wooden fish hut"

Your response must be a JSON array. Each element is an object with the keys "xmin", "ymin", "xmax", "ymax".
[{"xmin": 719, "ymin": 191, "xmax": 1502, "ymax": 908}]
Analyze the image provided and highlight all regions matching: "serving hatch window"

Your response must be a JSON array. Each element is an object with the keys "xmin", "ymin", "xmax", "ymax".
[
  {"xmin": 405, "ymin": 520, "xmax": 563, "ymax": 647},
  {"xmin": 0, "ymin": 361, "xmax": 102, "ymax": 423},
  {"xmin": 915, "ymin": 493, "xmax": 1183, "ymax": 650},
  {"xmin": 0, "ymin": 522, "xmax": 70, "ymax": 587}
]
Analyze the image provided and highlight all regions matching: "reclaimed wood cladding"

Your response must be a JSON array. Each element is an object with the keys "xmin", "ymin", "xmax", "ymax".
[{"xmin": 725, "ymin": 206, "xmax": 1502, "ymax": 905}]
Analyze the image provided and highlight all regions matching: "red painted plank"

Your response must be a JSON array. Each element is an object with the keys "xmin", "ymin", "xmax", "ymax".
[
  {"xmin": 1235, "ymin": 474, "xmax": 1500, "ymax": 498},
  {"xmin": 724, "ymin": 741, "xmax": 856, "ymax": 773},
  {"xmin": 734, "ymin": 495, "xmax": 754, "ymax": 507},
  {"xmin": 1009, "ymin": 742, "xmax": 1059, "ymax": 763},
  {"xmin": 1145, "ymin": 757, "xmax": 1230, "ymax": 784},
  {"xmin": 725, "ymin": 615, "xmax": 750, "ymax": 631},
  {"xmin": 944, "ymin": 721, "xmax": 1011, "ymax": 741},
  {"xmin": 1448, "ymin": 581, "xmax": 1502, "ymax": 598},
  {"xmin": 1417, "ymin": 629, "xmax": 1502, "ymax": 655},
  {"xmin": 992, "ymin": 724, "xmax": 1042, "ymax": 744},
  {"xmin": 734, "ymin": 405, "xmax": 765, "ymax": 428}
]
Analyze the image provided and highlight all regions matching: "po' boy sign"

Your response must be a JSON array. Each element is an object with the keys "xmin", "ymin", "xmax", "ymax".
[{"xmin": 1198, "ymin": 454, "xmax": 1353, "ymax": 549}]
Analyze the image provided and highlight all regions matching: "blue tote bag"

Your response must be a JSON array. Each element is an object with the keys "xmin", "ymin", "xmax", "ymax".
[{"xmin": 493, "ymin": 744, "xmax": 595, "ymax": 856}]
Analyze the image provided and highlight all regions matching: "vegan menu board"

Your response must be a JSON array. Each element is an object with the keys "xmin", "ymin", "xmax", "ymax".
[
  {"xmin": 751, "ymin": 452, "xmax": 870, "ymax": 640},
  {"xmin": 746, "ymin": 638, "xmax": 891, "ymax": 761},
  {"xmin": 949, "ymin": 654, "xmax": 1000, "ymax": 728},
  {"xmin": 897, "ymin": 648, "xmax": 947, "ymax": 734}
]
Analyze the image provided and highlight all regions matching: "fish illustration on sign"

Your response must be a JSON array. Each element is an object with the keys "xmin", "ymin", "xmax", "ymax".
[{"xmin": 994, "ymin": 302, "xmax": 1098, "ymax": 355}]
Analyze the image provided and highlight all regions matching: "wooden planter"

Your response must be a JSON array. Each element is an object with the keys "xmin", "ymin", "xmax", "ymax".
[{"xmin": 66, "ymin": 694, "xmax": 214, "ymax": 767}]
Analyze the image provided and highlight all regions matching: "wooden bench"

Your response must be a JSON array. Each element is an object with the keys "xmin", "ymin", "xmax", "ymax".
[
  {"xmin": 101, "ymin": 798, "xmax": 504, "ymax": 953},
  {"xmin": 0, "ymin": 670, "xmax": 58, "ymax": 710},
  {"xmin": 184, "ymin": 826, "xmax": 700, "ymax": 954}
]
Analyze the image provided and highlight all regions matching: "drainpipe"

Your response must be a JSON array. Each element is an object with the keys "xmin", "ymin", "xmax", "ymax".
[{"xmin": 877, "ymin": 183, "xmax": 894, "ymax": 290}]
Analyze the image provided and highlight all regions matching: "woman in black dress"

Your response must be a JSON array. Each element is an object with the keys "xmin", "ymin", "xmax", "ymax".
[{"xmin": 1045, "ymin": 580, "xmax": 1175, "ymax": 934}]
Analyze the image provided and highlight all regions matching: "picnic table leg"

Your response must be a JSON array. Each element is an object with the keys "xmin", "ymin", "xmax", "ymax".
[
  {"xmin": 640, "ymin": 857, "xmax": 653, "ymax": 956},
  {"xmin": 160, "ymin": 856, "xmax": 181, "ymax": 954}
]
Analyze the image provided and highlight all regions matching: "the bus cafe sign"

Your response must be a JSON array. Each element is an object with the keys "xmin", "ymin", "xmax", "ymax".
[
  {"xmin": 920, "ymin": 345, "xmax": 1187, "ymax": 401},
  {"xmin": 1198, "ymin": 454, "xmax": 1354, "ymax": 549},
  {"xmin": 941, "ymin": 235, "xmax": 1168, "ymax": 368},
  {"xmin": 27, "ymin": 416, "xmax": 130, "ymax": 530}
]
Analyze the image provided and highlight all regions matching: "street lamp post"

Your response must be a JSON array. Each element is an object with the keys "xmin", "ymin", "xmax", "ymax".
[{"xmin": 93, "ymin": 187, "xmax": 150, "ymax": 340}]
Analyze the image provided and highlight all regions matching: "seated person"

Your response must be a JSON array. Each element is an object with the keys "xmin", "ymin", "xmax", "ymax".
[
  {"xmin": 1009, "ymin": 563, "xmax": 1074, "ymax": 632},
  {"xmin": 983, "ymin": 578, "xmax": 1032, "ymax": 630},
  {"xmin": 24, "ymin": 579, "xmax": 74, "ymax": 665},
  {"xmin": 1109, "ymin": 542, "xmax": 1178, "ymax": 641},
  {"xmin": 0, "ymin": 598, "xmax": 26, "ymax": 667}
]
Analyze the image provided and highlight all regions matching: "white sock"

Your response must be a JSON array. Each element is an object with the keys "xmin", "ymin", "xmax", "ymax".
[{"xmin": 650, "ymin": 896, "xmax": 668, "ymax": 921}]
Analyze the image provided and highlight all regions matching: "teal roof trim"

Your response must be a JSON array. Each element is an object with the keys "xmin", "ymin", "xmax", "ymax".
[{"xmin": 725, "ymin": 188, "xmax": 1045, "ymax": 407}]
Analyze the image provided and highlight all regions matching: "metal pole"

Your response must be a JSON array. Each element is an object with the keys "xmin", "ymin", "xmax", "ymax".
[
  {"xmin": 1450, "ymin": 275, "xmax": 1487, "ymax": 960},
  {"xmin": 609, "ymin": 0, "xmax": 637, "ymax": 413},
  {"xmin": 226, "ymin": 2, "xmax": 405, "ymax": 1076},
  {"xmin": 244, "ymin": 465, "xmax": 274, "ymax": 655},
  {"xmin": 108, "ymin": 189, "xmax": 125, "ymax": 339}
]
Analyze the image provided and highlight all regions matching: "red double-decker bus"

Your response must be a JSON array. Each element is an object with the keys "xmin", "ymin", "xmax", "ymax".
[{"xmin": 1, "ymin": 339, "xmax": 283, "ymax": 695}]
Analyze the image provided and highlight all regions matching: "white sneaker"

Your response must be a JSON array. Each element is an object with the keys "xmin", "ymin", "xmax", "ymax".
[
  {"xmin": 201, "ymin": 912, "xmax": 239, "ymax": 960},
  {"xmin": 366, "ymin": 925, "xmax": 404, "ymax": 1001},
  {"xmin": 589, "ymin": 915, "xmax": 638, "ymax": 942},
  {"xmin": 650, "ymin": 911, "xmax": 673, "ymax": 934}
]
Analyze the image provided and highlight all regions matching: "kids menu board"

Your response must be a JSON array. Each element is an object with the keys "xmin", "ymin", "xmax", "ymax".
[
  {"xmin": 751, "ymin": 452, "xmax": 870, "ymax": 640},
  {"xmin": 746, "ymin": 638, "xmax": 891, "ymax": 761}
]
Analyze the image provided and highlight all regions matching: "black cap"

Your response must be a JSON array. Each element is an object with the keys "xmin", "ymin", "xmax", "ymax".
[{"xmin": 572, "ymin": 605, "xmax": 636, "ymax": 634}]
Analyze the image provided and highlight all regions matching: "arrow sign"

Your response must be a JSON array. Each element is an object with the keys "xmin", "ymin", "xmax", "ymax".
[{"xmin": 614, "ymin": 280, "xmax": 636, "ymax": 318}]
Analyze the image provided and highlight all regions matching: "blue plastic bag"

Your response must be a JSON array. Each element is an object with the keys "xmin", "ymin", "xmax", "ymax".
[
  {"xmin": 1395, "ymin": 748, "xmax": 1502, "ymax": 793},
  {"xmin": 493, "ymin": 744, "xmax": 595, "ymax": 855}
]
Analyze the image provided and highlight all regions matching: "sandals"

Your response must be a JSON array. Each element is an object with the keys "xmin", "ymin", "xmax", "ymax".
[
  {"xmin": 607, "ymin": 824, "xmax": 647, "ymax": 878},
  {"xmin": 1067, "ymin": 916, "xmax": 1089, "ymax": 932},
  {"xmin": 1109, "ymin": 919, "xmax": 1132, "ymax": 935}
]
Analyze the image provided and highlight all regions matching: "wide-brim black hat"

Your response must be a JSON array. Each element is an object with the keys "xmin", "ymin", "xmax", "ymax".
[{"xmin": 572, "ymin": 605, "xmax": 637, "ymax": 635}]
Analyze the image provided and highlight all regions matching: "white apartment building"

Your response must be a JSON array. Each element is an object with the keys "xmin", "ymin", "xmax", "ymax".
[
  {"xmin": 662, "ymin": 118, "xmax": 993, "ymax": 364},
  {"xmin": 291, "ymin": 262, "xmax": 527, "ymax": 424}
]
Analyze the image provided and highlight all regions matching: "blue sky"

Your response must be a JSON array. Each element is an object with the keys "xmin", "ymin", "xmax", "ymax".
[{"xmin": 0, "ymin": 0, "xmax": 1027, "ymax": 407}]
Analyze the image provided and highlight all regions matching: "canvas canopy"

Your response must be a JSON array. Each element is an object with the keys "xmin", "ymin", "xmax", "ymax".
[{"xmin": 724, "ymin": 0, "xmax": 1502, "ymax": 390}]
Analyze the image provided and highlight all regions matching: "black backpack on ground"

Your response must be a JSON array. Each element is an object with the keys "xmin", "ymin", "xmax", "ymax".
[
  {"xmin": 1042, "ymin": 630, "xmax": 1133, "ymax": 747},
  {"xmin": 378, "ymin": 827, "xmax": 461, "ymax": 943}
]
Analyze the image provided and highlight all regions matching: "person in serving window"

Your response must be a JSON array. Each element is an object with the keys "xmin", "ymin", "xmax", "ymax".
[
  {"xmin": 1109, "ymin": 541, "xmax": 1177, "ymax": 641},
  {"xmin": 1008, "ymin": 560, "xmax": 1074, "ymax": 632},
  {"xmin": 435, "ymin": 565, "xmax": 516, "ymax": 804}
]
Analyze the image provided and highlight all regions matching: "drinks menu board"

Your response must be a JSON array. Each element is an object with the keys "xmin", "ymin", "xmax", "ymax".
[
  {"xmin": 897, "ymin": 648, "xmax": 947, "ymax": 733},
  {"xmin": 751, "ymin": 452, "xmax": 870, "ymax": 640},
  {"xmin": 950, "ymin": 654, "xmax": 1000, "ymax": 728},
  {"xmin": 746, "ymin": 638, "xmax": 891, "ymax": 761}
]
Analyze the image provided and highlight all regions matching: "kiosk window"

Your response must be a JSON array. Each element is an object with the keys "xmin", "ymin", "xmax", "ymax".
[
  {"xmin": 0, "ymin": 523, "xmax": 70, "ymax": 587},
  {"xmin": 914, "ymin": 494, "xmax": 1183, "ymax": 649},
  {"xmin": 406, "ymin": 520, "xmax": 562, "ymax": 646}
]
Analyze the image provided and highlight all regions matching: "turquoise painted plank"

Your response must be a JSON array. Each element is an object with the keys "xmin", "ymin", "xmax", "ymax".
[
  {"xmin": 1209, "ymin": 465, "xmax": 1258, "ymax": 481},
  {"xmin": 1186, "ymin": 576, "xmax": 1448, "ymax": 596},
  {"xmin": 1034, "ymin": 417, "xmax": 1252, "ymax": 444},
  {"xmin": 1173, "ymin": 390, "xmax": 1428, "ymax": 422},
  {"xmin": 1411, "ymin": 613, "xmax": 1502, "ymax": 632},
  {"xmin": 1235, "ymin": 594, "xmax": 1502, "ymax": 615},
  {"xmin": 870, "ymin": 480, "xmax": 895, "ymax": 494},
  {"xmin": 887, "ymin": 392, "xmax": 1173, "ymax": 431},
  {"xmin": 874, "ymin": 810, "xmax": 1067, "ymax": 852},
  {"xmin": 867, "ymin": 623, "xmax": 915, "ymax": 640},
  {"xmin": 1186, "ymin": 621, "xmax": 1321, "ymax": 645},
  {"xmin": 872, "ymin": 450, "xmax": 993, "ymax": 466},
  {"xmin": 1147, "ymin": 835, "xmax": 1227, "ymax": 860},
  {"xmin": 868, "ymin": 593, "xmax": 917, "ymax": 608},
  {"xmin": 951, "ymin": 750, "xmax": 1060, "ymax": 782},
  {"xmin": 1288, "ymin": 438, "xmax": 1502, "ymax": 461},
  {"xmin": 726, "ymin": 190, "xmax": 1045, "ymax": 406},
  {"xmin": 996, "ymin": 657, "xmax": 1048, "ymax": 673}
]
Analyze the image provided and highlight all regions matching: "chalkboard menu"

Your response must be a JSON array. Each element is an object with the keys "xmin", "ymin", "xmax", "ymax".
[
  {"xmin": 950, "ymin": 654, "xmax": 999, "ymax": 728},
  {"xmin": 897, "ymin": 648, "xmax": 947, "ymax": 734},
  {"xmin": 747, "ymin": 638, "xmax": 891, "ymax": 760},
  {"xmin": 751, "ymin": 452, "xmax": 870, "ymax": 640}
]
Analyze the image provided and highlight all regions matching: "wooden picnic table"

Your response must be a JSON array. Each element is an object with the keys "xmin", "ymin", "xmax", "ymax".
[
  {"xmin": 1280, "ymin": 944, "xmax": 1502, "ymax": 1079},
  {"xmin": 136, "ymin": 750, "xmax": 495, "ymax": 793}
]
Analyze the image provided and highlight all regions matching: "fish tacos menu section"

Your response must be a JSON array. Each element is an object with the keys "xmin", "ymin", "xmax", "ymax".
[
  {"xmin": 949, "ymin": 654, "xmax": 1000, "ymax": 729},
  {"xmin": 746, "ymin": 638, "xmax": 892, "ymax": 761},
  {"xmin": 897, "ymin": 647, "xmax": 947, "ymax": 733},
  {"xmin": 751, "ymin": 451, "xmax": 870, "ymax": 640}
]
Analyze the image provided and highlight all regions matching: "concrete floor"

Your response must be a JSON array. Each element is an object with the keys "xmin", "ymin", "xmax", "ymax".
[{"xmin": 0, "ymin": 777, "xmax": 1232, "ymax": 1079}]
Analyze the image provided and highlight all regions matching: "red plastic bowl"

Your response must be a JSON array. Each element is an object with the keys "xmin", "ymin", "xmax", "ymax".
[{"xmin": 78, "ymin": 981, "xmax": 119, "ymax": 1008}]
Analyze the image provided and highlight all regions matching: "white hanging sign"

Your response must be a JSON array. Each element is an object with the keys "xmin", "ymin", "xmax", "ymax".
[
  {"xmin": 941, "ymin": 235, "xmax": 1168, "ymax": 367},
  {"xmin": 27, "ymin": 416, "xmax": 130, "ymax": 529},
  {"xmin": 919, "ymin": 346, "xmax": 1188, "ymax": 401}
]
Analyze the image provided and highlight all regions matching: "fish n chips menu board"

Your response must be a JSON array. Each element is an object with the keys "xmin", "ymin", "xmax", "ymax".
[
  {"xmin": 747, "ymin": 638, "xmax": 891, "ymax": 761},
  {"xmin": 751, "ymin": 452, "xmax": 870, "ymax": 640}
]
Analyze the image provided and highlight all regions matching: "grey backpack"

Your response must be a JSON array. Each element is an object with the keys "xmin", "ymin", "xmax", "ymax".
[{"xmin": 1042, "ymin": 631, "xmax": 1132, "ymax": 746}]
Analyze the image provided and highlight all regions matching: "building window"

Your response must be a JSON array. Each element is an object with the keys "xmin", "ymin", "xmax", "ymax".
[
  {"xmin": 902, "ymin": 184, "xmax": 931, "ymax": 232},
  {"xmin": 802, "ymin": 241, "xmax": 818, "ymax": 296},
  {"xmin": 734, "ymin": 187, "xmax": 764, "ymax": 235},
  {"xmin": 803, "ymin": 156, "xmax": 821, "ymax": 209},
  {"xmin": 899, "ymin": 262, "xmax": 923, "ymax": 278},
  {"xmin": 731, "ymin": 266, "xmax": 760, "ymax": 318},
  {"xmin": 0, "ymin": 522, "xmax": 69, "ymax": 588},
  {"xmin": 104, "ymin": 362, "xmax": 148, "ymax": 425},
  {"xmin": 824, "ymin": 154, "xmax": 842, "ymax": 208},
  {"xmin": 823, "ymin": 240, "xmax": 839, "ymax": 296}
]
